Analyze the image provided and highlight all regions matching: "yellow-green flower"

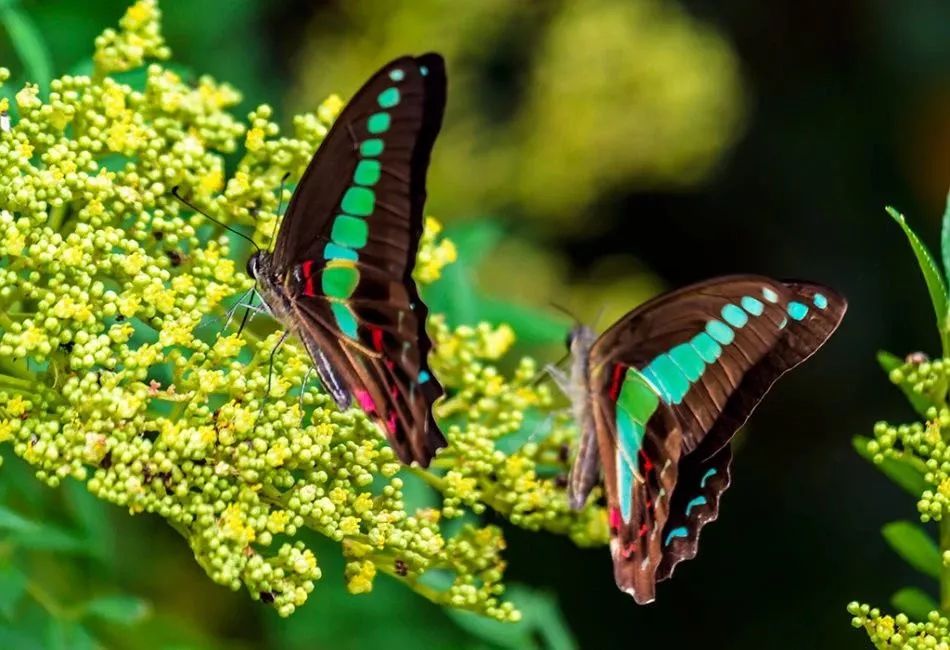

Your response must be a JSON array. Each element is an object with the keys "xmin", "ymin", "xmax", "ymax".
[{"xmin": 0, "ymin": 0, "xmax": 601, "ymax": 622}]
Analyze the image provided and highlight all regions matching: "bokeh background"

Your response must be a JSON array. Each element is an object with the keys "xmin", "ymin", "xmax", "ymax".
[{"xmin": 2, "ymin": 0, "xmax": 950, "ymax": 648}]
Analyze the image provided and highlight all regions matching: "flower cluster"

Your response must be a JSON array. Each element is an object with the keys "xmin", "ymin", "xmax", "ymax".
[
  {"xmin": 0, "ymin": 1, "xmax": 602, "ymax": 620},
  {"xmin": 848, "ymin": 603, "xmax": 950, "ymax": 649},
  {"xmin": 852, "ymin": 355, "xmax": 950, "ymax": 646}
]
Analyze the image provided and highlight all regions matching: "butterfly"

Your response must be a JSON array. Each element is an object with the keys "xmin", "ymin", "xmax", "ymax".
[
  {"xmin": 554, "ymin": 275, "xmax": 846, "ymax": 603},
  {"xmin": 245, "ymin": 54, "xmax": 448, "ymax": 467}
]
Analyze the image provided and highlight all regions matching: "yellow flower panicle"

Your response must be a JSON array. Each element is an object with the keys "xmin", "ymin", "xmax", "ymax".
[
  {"xmin": 0, "ymin": 1, "xmax": 600, "ymax": 621},
  {"xmin": 851, "ymin": 358, "xmax": 950, "ymax": 646}
]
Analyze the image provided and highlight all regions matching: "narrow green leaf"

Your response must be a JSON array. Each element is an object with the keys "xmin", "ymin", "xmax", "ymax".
[
  {"xmin": 478, "ymin": 297, "xmax": 569, "ymax": 345},
  {"xmin": 445, "ymin": 585, "xmax": 576, "ymax": 650},
  {"xmin": 881, "ymin": 520, "xmax": 940, "ymax": 579},
  {"xmin": 940, "ymin": 190, "xmax": 950, "ymax": 286},
  {"xmin": 0, "ymin": 505, "xmax": 38, "ymax": 533},
  {"xmin": 82, "ymin": 595, "xmax": 151, "ymax": 625},
  {"xmin": 10, "ymin": 523, "xmax": 93, "ymax": 555},
  {"xmin": 852, "ymin": 435, "xmax": 927, "ymax": 497},
  {"xmin": 0, "ymin": 4, "xmax": 52, "ymax": 93},
  {"xmin": 0, "ymin": 563, "xmax": 26, "ymax": 620},
  {"xmin": 887, "ymin": 206, "xmax": 950, "ymax": 354},
  {"xmin": 46, "ymin": 619, "xmax": 97, "ymax": 650},
  {"xmin": 64, "ymin": 480, "xmax": 113, "ymax": 562},
  {"xmin": 891, "ymin": 586, "xmax": 938, "ymax": 621},
  {"xmin": 877, "ymin": 350, "xmax": 938, "ymax": 416}
]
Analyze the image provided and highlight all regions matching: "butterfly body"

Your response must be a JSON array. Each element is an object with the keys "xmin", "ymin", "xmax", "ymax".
[
  {"xmin": 245, "ymin": 54, "xmax": 448, "ymax": 467},
  {"xmin": 563, "ymin": 275, "xmax": 846, "ymax": 603}
]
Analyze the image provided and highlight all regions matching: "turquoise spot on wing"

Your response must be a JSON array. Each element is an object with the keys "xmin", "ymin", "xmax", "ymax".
[
  {"xmin": 341, "ymin": 187, "xmax": 375, "ymax": 216},
  {"xmin": 353, "ymin": 160, "xmax": 381, "ymax": 186},
  {"xmin": 690, "ymin": 332, "xmax": 722, "ymax": 363},
  {"xmin": 420, "ymin": 65, "xmax": 429, "ymax": 76},
  {"xmin": 644, "ymin": 354, "xmax": 690, "ymax": 404},
  {"xmin": 331, "ymin": 215, "xmax": 368, "ymax": 249},
  {"xmin": 360, "ymin": 139, "xmax": 384, "ymax": 157},
  {"xmin": 323, "ymin": 242, "xmax": 358, "ymax": 262},
  {"xmin": 418, "ymin": 370, "xmax": 431, "ymax": 383},
  {"xmin": 669, "ymin": 343, "xmax": 705, "ymax": 382},
  {"xmin": 700, "ymin": 468, "xmax": 717, "ymax": 488},
  {"xmin": 640, "ymin": 366, "xmax": 670, "ymax": 403},
  {"xmin": 378, "ymin": 87, "xmax": 400, "ymax": 108},
  {"xmin": 367, "ymin": 112, "xmax": 391, "ymax": 134},
  {"xmin": 616, "ymin": 369, "xmax": 659, "ymax": 423},
  {"xmin": 330, "ymin": 302, "xmax": 359, "ymax": 338},
  {"xmin": 741, "ymin": 295, "xmax": 764, "ymax": 316},
  {"xmin": 664, "ymin": 526, "xmax": 688, "ymax": 546},
  {"xmin": 322, "ymin": 265, "xmax": 359, "ymax": 299},
  {"xmin": 721, "ymin": 303, "xmax": 748, "ymax": 328},
  {"xmin": 686, "ymin": 496, "xmax": 707, "ymax": 516},
  {"xmin": 762, "ymin": 287, "xmax": 779, "ymax": 303},
  {"xmin": 706, "ymin": 320, "xmax": 734, "ymax": 345},
  {"xmin": 614, "ymin": 369, "xmax": 658, "ymax": 473},
  {"xmin": 616, "ymin": 415, "xmax": 644, "ymax": 474},
  {"xmin": 813, "ymin": 293, "xmax": 828, "ymax": 309},
  {"xmin": 617, "ymin": 449, "xmax": 634, "ymax": 523},
  {"xmin": 787, "ymin": 301, "xmax": 809, "ymax": 321},
  {"xmin": 388, "ymin": 69, "xmax": 405, "ymax": 82}
]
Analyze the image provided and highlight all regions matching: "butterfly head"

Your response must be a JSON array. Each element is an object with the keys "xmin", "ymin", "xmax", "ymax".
[
  {"xmin": 246, "ymin": 251, "xmax": 261, "ymax": 280},
  {"xmin": 566, "ymin": 325, "xmax": 597, "ymax": 359}
]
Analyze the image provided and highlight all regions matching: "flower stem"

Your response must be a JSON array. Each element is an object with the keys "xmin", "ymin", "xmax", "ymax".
[{"xmin": 942, "ymin": 516, "xmax": 950, "ymax": 613}]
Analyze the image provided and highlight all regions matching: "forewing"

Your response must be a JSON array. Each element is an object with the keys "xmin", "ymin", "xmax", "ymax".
[{"xmin": 277, "ymin": 53, "xmax": 447, "ymax": 466}]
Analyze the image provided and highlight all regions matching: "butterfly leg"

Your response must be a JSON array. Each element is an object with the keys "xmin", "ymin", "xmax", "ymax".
[
  {"xmin": 263, "ymin": 330, "xmax": 291, "ymax": 401},
  {"xmin": 223, "ymin": 288, "xmax": 256, "ymax": 330},
  {"xmin": 545, "ymin": 364, "xmax": 572, "ymax": 397},
  {"xmin": 298, "ymin": 365, "xmax": 316, "ymax": 410}
]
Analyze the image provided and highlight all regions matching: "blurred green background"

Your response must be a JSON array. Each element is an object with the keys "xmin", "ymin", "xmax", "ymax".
[{"xmin": 2, "ymin": 0, "xmax": 950, "ymax": 648}]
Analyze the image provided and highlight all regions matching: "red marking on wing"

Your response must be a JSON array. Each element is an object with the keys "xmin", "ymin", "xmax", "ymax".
[
  {"xmin": 608, "ymin": 363, "xmax": 625, "ymax": 400},
  {"xmin": 609, "ymin": 507, "xmax": 622, "ymax": 530},
  {"xmin": 301, "ymin": 260, "xmax": 316, "ymax": 296},
  {"xmin": 386, "ymin": 411, "xmax": 398, "ymax": 434},
  {"xmin": 621, "ymin": 542, "xmax": 637, "ymax": 559},
  {"xmin": 371, "ymin": 327, "xmax": 385, "ymax": 353},
  {"xmin": 637, "ymin": 524, "xmax": 649, "ymax": 538},
  {"xmin": 355, "ymin": 389, "xmax": 376, "ymax": 414},
  {"xmin": 639, "ymin": 450, "xmax": 654, "ymax": 472}
]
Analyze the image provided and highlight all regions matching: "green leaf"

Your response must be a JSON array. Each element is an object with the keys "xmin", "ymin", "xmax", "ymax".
[
  {"xmin": 64, "ymin": 479, "xmax": 113, "ymax": 562},
  {"xmin": 887, "ymin": 206, "xmax": 950, "ymax": 354},
  {"xmin": 82, "ymin": 595, "xmax": 151, "ymax": 625},
  {"xmin": 881, "ymin": 520, "xmax": 940, "ymax": 579},
  {"xmin": 478, "ymin": 297, "xmax": 569, "ymax": 345},
  {"xmin": 46, "ymin": 619, "xmax": 97, "ymax": 650},
  {"xmin": 852, "ymin": 435, "xmax": 927, "ymax": 497},
  {"xmin": 0, "ymin": 563, "xmax": 26, "ymax": 620},
  {"xmin": 0, "ymin": 504, "xmax": 38, "ymax": 533},
  {"xmin": 940, "ymin": 191, "xmax": 950, "ymax": 287},
  {"xmin": 891, "ymin": 586, "xmax": 938, "ymax": 621},
  {"xmin": 445, "ymin": 585, "xmax": 576, "ymax": 650},
  {"xmin": 9, "ymin": 523, "xmax": 94, "ymax": 556},
  {"xmin": 0, "ymin": 2, "xmax": 53, "ymax": 93},
  {"xmin": 877, "ymin": 350, "xmax": 939, "ymax": 417}
]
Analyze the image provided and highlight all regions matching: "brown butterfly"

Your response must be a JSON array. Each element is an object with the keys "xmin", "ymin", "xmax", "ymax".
[
  {"xmin": 552, "ymin": 276, "xmax": 846, "ymax": 603},
  {"xmin": 245, "ymin": 54, "xmax": 447, "ymax": 466}
]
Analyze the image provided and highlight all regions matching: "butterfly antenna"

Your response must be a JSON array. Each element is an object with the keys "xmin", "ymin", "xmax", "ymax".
[
  {"xmin": 591, "ymin": 304, "xmax": 607, "ymax": 331},
  {"xmin": 267, "ymin": 172, "xmax": 292, "ymax": 252},
  {"xmin": 171, "ymin": 186, "xmax": 261, "ymax": 253},
  {"xmin": 549, "ymin": 301, "xmax": 581, "ymax": 328}
]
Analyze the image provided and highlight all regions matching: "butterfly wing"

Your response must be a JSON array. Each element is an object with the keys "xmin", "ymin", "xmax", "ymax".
[
  {"xmin": 587, "ymin": 275, "xmax": 846, "ymax": 603},
  {"xmin": 274, "ymin": 54, "xmax": 447, "ymax": 466}
]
